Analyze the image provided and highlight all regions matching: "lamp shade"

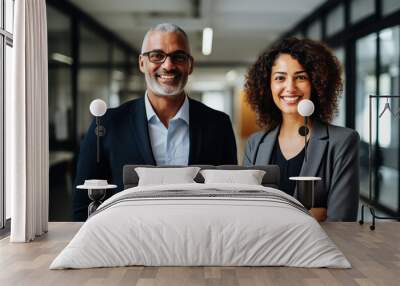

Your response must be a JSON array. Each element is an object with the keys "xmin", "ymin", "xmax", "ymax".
[
  {"xmin": 89, "ymin": 99, "xmax": 107, "ymax": 117},
  {"xmin": 297, "ymin": 99, "xmax": 314, "ymax": 117}
]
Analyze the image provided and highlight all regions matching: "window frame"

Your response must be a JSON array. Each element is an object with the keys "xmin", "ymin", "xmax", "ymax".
[{"xmin": 1, "ymin": 0, "xmax": 14, "ymax": 231}]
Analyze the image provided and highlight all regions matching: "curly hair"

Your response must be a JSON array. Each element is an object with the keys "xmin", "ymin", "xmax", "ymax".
[{"xmin": 244, "ymin": 37, "xmax": 343, "ymax": 130}]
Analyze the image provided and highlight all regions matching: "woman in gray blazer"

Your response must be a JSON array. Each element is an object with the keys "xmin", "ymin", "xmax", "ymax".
[{"xmin": 243, "ymin": 38, "xmax": 360, "ymax": 222}]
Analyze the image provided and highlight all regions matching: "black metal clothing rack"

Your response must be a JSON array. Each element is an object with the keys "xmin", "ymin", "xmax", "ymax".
[{"xmin": 359, "ymin": 95, "xmax": 400, "ymax": 230}]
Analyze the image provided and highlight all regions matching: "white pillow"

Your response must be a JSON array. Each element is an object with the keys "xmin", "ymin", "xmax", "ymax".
[
  {"xmin": 200, "ymin": 169, "xmax": 266, "ymax": 185},
  {"xmin": 135, "ymin": 167, "xmax": 201, "ymax": 186}
]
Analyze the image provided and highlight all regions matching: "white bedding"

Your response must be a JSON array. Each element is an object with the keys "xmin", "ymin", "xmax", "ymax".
[{"xmin": 50, "ymin": 183, "xmax": 350, "ymax": 269}]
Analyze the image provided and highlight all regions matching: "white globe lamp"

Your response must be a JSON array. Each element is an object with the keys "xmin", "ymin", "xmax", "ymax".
[
  {"xmin": 89, "ymin": 99, "xmax": 107, "ymax": 163},
  {"xmin": 297, "ymin": 99, "xmax": 315, "ymax": 117},
  {"xmin": 90, "ymin": 99, "xmax": 107, "ymax": 117}
]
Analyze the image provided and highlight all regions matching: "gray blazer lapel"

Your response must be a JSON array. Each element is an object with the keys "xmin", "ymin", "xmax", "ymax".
[
  {"xmin": 299, "ymin": 120, "xmax": 328, "ymax": 177},
  {"xmin": 255, "ymin": 126, "xmax": 279, "ymax": 165}
]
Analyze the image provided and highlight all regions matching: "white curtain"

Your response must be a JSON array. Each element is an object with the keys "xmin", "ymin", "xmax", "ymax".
[{"xmin": 6, "ymin": 0, "xmax": 49, "ymax": 242}]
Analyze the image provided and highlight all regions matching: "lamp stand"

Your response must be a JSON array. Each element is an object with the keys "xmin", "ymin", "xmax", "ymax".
[{"xmin": 95, "ymin": 117, "xmax": 106, "ymax": 163}]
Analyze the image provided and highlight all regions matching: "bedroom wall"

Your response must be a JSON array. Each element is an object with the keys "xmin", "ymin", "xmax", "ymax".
[{"xmin": 42, "ymin": 0, "xmax": 400, "ymax": 222}]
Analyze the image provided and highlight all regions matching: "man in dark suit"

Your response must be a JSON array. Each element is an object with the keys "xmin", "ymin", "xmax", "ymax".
[{"xmin": 73, "ymin": 23, "xmax": 237, "ymax": 221}]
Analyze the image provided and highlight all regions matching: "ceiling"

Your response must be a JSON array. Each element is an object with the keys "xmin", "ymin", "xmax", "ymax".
[{"xmin": 68, "ymin": 0, "xmax": 326, "ymax": 66}]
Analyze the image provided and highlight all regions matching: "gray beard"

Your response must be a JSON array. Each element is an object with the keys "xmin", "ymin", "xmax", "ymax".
[{"xmin": 145, "ymin": 73, "xmax": 187, "ymax": 97}]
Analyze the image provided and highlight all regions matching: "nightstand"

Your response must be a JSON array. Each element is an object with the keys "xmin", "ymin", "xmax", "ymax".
[{"xmin": 77, "ymin": 180, "xmax": 117, "ymax": 216}]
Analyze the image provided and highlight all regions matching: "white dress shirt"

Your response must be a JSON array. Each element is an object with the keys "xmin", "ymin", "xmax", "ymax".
[{"xmin": 145, "ymin": 93, "xmax": 190, "ymax": 165}]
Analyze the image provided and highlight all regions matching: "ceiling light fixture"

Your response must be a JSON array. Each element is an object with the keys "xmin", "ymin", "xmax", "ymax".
[
  {"xmin": 51, "ymin": 53, "xmax": 73, "ymax": 65},
  {"xmin": 202, "ymin": 27, "xmax": 213, "ymax": 56}
]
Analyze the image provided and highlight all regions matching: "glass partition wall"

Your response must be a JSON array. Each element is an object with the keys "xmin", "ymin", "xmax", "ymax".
[
  {"xmin": 355, "ymin": 34, "xmax": 377, "ymax": 202},
  {"xmin": 47, "ymin": 5, "xmax": 75, "ymax": 221},
  {"xmin": 47, "ymin": 0, "xmax": 139, "ymax": 221},
  {"xmin": 282, "ymin": 0, "xmax": 400, "ymax": 216},
  {"xmin": 376, "ymin": 27, "xmax": 400, "ymax": 212}
]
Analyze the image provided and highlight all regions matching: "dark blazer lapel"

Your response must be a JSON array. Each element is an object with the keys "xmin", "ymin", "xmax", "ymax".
[
  {"xmin": 255, "ymin": 126, "xmax": 279, "ymax": 165},
  {"xmin": 188, "ymin": 99, "xmax": 202, "ymax": 164},
  {"xmin": 129, "ymin": 97, "xmax": 156, "ymax": 165},
  {"xmin": 299, "ymin": 120, "xmax": 328, "ymax": 177}
]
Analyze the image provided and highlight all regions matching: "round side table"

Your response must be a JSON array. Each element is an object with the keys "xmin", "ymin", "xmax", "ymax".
[
  {"xmin": 77, "ymin": 184, "xmax": 117, "ymax": 217},
  {"xmin": 289, "ymin": 176, "xmax": 321, "ymax": 210}
]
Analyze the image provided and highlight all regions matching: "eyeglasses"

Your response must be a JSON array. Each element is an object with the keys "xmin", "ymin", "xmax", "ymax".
[{"xmin": 142, "ymin": 50, "xmax": 192, "ymax": 64}]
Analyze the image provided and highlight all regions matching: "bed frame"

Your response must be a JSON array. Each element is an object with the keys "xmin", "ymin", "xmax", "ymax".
[{"xmin": 123, "ymin": 165, "xmax": 280, "ymax": 189}]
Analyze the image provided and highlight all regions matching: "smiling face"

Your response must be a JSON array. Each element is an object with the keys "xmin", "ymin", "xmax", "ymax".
[
  {"xmin": 270, "ymin": 53, "xmax": 312, "ymax": 116},
  {"xmin": 139, "ymin": 31, "xmax": 193, "ymax": 97}
]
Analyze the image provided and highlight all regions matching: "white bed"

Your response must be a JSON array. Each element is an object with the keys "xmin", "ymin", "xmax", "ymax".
[{"xmin": 50, "ymin": 183, "xmax": 350, "ymax": 269}]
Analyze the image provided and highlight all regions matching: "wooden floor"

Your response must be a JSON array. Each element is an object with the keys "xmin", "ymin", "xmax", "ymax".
[{"xmin": 0, "ymin": 222, "xmax": 399, "ymax": 286}]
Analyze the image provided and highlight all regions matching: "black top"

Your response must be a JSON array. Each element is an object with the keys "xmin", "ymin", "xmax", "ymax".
[{"xmin": 270, "ymin": 140, "xmax": 305, "ymax": 196}]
